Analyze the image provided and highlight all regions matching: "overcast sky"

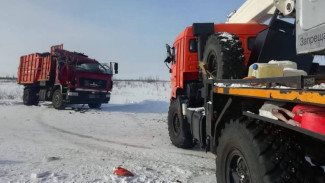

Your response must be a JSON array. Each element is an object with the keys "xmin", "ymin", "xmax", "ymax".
[{"xmin": 0, "ymin": 0, "xmax": 245, "ymax": 80}]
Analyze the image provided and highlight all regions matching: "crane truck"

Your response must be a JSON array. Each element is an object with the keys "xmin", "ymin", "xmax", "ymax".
[
  {"xmin": 164, "ymin": 0, "xmax": 325, "ymax": 182},
  {"xmin": 17, "ymin": 45, "xmax": 118, "ymax": 109}
]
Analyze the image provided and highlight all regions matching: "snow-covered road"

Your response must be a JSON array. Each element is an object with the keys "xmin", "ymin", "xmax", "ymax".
[{"xmin": 0, "ymin": 81, "xmax": 216, "ymax": 183}]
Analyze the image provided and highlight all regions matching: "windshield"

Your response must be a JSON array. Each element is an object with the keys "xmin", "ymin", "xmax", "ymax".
[{"xmin": 76, "ymin": 62, "xmax": 111, "ymax": 74}]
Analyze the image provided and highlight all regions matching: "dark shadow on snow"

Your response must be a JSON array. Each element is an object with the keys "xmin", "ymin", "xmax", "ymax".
[
  {"xmin": 101, "ymin": 100, "xmax": 169, "ymax": 113},
  {"xmin": 0, "ymin": 100, "xmax": 169, "ymax": 114},
  {"xmin": 0, "ymin": 160, "xmax": 24, "ymax": 165}
]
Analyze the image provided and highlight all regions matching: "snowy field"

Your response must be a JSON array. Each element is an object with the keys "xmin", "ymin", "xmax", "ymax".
[{"xmin": 0, "ymin": 80, "xmax": 215, "ymax": 183}]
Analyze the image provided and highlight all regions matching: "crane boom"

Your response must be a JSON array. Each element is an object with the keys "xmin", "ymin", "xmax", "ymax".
[
  {"xmin": 229, "ymin": 0, "xmax": 325, "ymax": 55},
  {"xmin": 227, "ymin": 0, "xmax": 275, "ymax": 24}
]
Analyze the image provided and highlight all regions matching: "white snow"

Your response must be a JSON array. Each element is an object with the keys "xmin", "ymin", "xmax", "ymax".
[
  {"xmin": 187, "ymin": 107, "xmax": 205, "ymax": 112},
  {"xmin": 220, "ymin": 39, "xmax": 228, "ymax": 42},
  {"xmin": 214, "ymin": 82, "xmax": 266, "ymax": 88},
  {"xmin": 309, "ymin": 83, "xmax": 325, "ymax": 90},
  {"xmin": 0, "ymin": 80, "xmax": 23, "ymax": 100},
  {"xmin": 214, "ymin": 82, "xmax": 294, "ymax": 89},
  {"xmin": 0, "ymin": 80, "xmax": 216, "ymax": 183},
  {"xmin": 214, "ymin": 83, "xmax": 227, "ymax": 87},
  {"xmin": 218, "ymin": 32, "xmax": 234, "ymax": 40}
]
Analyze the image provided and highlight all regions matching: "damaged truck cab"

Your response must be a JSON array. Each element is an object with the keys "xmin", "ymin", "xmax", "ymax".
[{"xmin": 18, "ymin": 44, "xmax": 118, "ymax": 109}]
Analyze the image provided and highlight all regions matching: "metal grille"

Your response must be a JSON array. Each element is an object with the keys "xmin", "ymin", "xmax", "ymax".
[{"xmin": 79, "ymin": 78, "xmax": 107, "ymax": 89}]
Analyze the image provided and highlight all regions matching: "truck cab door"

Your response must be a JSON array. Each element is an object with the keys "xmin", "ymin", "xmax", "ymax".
[{"xmin": 171, "ymin": 45, "xmax": 178, "ymax": 97}]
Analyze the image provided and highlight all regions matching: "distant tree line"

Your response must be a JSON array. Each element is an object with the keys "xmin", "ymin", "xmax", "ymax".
[
  {"xmin": 114, "ymin": 76, "xmax": 169, "ymax": 83},
  {"xmin": 0, "ymin": 75, "xmax": 169, "ymax": 82},
  {"xmin": 0, "ymin": 75, "xmax": 17, "ymax": 80}
]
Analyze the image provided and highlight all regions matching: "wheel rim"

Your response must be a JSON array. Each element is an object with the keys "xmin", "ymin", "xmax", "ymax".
[
  {"xmin": 53, "ymin": 93, "xmax": 60, "ymax": 106},
  {"xmin": 207, "ymin": 52, "xmax": 217, "ymax": 77},
  {"xmin": 172, "ymin": 113, "xmax": 181, "ymax": 136},
  {"xmin": 226, "ymin": 149, "xmax": 251, "ymax": 183}
]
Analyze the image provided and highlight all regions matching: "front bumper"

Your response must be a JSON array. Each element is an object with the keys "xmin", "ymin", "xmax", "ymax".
[{"xmin": 66, "ymin": 90, "xmax": 110, "ymax": 104}]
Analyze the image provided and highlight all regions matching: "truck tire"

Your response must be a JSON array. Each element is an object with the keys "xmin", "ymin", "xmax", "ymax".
[
  {"xmin": 168, "ymin": 98, "xmax": 194, "ymax": 149},
  {"xmin": 202, "ymin": 32, "xmax": 245, "ymax": 79},
  {"xmin": 216, "ymin": 117, "xmax": 315, "ymax": 183},
  {"xmin": 23, "ymin": 88, "xmax": 38, "ymax": 106},
  {"xmin": 88, "ymin": 103, "xmax": 101, "ymax": 109},
  {"xmin": 52, "ymin": 89, "xmax": 65, "ymax": 110}
]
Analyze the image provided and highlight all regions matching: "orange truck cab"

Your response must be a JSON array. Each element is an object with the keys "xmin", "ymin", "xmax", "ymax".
[{"xmin": 166, "ymin": 23, "xmax": 267, "ymax": 100}]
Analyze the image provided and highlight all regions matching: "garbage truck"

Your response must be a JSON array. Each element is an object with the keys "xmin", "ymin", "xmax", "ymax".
[
  {"xmin": 164, "ymin": 0, "xmax": 325, "ymax": 182},
  {"xmin": 18, "ymin": 44, "xmax": 118, "ymax": 109}
]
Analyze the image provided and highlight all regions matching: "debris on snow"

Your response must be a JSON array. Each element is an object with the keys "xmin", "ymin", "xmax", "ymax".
[
  {"xmin": 43, "ymin": 156, "xmax": 60, "ymax": 162},
  {"xmin": 31, "ymin": 171, "xmax": 51, "ymax": 179},
  {"xmin": 113, "ymin": 166, "xmax": 134, "ymax": 177}
]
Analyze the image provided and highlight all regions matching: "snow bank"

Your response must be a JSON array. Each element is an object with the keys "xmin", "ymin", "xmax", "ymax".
[
  {"xmin": 111, "ymin": 81, "xmax": 170, "ymax": 105},
  {"xmin": 0, "ymin": 80, "xmax": 23, "ymax": 100},
  {"xmin": 0, "ymin": 80, "xmax": 171, "ymax": 108}
]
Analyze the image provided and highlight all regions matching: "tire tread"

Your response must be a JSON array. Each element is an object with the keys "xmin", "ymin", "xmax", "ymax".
[{"xmin": 216, "ymin": 118, "xmax": 318, "ymax": 183}]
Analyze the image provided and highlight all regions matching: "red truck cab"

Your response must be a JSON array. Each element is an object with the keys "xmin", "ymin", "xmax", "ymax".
[{"xmin": 18, "ymin": 44, "xmax": 118, "ymax": 109}]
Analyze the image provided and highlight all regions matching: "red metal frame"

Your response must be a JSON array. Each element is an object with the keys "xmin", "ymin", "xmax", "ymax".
[{"xmin": 18, "ymin": 53, "xmax": 52, "ymax": 84}]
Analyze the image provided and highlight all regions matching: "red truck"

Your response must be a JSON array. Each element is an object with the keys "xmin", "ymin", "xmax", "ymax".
[{"xmin": 17, "ymin": 44, "xmax": 118, "ymax": 109}]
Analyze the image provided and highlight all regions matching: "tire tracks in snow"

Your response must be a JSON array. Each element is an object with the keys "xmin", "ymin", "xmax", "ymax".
[
  {"xmin": 35, "ymin": 109, "xmax": 216, "ymax": 178},
  {"xmin": 36, "ymin": 119, "xmax": 151, "ymax": 150}
]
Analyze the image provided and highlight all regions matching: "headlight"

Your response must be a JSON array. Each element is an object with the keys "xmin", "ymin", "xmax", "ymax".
[{"xmin": 68, "ymin": 92, "xmax": 79, "ymax": 96}]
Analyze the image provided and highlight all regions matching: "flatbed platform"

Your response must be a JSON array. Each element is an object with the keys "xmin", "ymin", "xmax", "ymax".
[
  {"xmin": 209, "ymin": 75, "xmax": 325, "ymax": 139},
  {"xmin": 212, "ymin": 75, "xmax": 325, "ymax": 106}
]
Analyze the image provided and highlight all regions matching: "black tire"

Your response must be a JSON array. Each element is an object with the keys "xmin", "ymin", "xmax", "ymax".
[
  {"xmin": 52, "ymin": 89, "xmax": 65, "ymax": 110},
  {"xmin": 88, "ymin": 103, "xmax": 102, "ymax": 109},
  {"xmin": 216, "ymin": 117, "xmax": 314, "ymax": 183},
  {"xmin": 168, "ymin": 98, "xmax": 194, "ymax": 149},
  {"xmin": 23, "ymin": 88, "xmax": 38, "ymax": 106},
  {"xmin": 33, "ymin": 98, "xmax": 39, "ymax": 106},
  {"xmin": 203, "ymin": 32, "xmax": 245, "ymax": 79}
]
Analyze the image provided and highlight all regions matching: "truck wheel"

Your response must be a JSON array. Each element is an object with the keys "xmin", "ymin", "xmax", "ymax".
[
  {"xmin": 203, "ymin": 32, "xmax": 245, "ymax": 79},
  {"xmin": 168, "ymin": 98, "xmax": 194, "ymax": 149},
  {"xmin": 23, "ymin": 88, "xmax": 33, "ymax": 106},
  {"xmin": 52, "ymin": 90, "xmax": 65, "ymax": 110},
  {"xmin": 88, "ymin": 103, "xmax": 101, "ymax": 109},
  {"xmin": 32, "ymin": 97, "xmax": 39, "ymax": 106},
  {"xmin": 216, "ymin": 117, "xmax": 312, "ymax": 183},
  {"xmin": 23, "ymin": 88, "xmax": 38, "ymax": 106}
]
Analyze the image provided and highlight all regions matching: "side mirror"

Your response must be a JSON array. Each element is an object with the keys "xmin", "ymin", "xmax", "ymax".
[
  {"xmin": 164, "ymin": 44, "xmax": 172, "ymax": 63},
  {"xmin": 114, "ymin": 63, "xmax": 118, "ymax": 74}
]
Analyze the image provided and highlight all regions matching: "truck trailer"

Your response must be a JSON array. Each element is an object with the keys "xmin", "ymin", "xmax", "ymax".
[
  {"xmin": 18, "ymin": 44, "xmax": 118, "ymax": 109},
  {"xmin": 164, "ymin": 0, "xmax": 325, "ymax": 182}
]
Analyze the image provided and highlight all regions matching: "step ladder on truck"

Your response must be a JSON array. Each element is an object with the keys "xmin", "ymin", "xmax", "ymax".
[{"xmin": 164, "ymin": 0, "xmax": 325, "ymax": 182}]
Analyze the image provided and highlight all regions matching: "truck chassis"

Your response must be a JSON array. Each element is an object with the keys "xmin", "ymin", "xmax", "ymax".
[{"xmin": 175, "ymin": 75, "xmax": 325, "ymax": 182}]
